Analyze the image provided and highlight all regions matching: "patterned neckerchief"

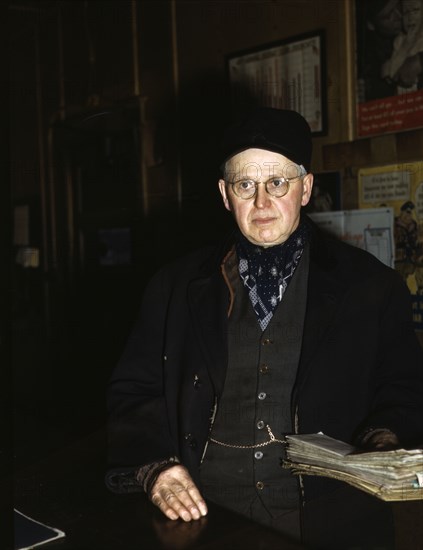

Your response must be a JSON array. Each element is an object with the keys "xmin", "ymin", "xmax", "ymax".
[{"xmin": 235, "ymin": 220, "xmax": 309, "ymax": 331}]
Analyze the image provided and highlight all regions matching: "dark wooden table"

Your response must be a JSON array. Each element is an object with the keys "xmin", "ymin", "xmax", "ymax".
[
  {"xmin": 11, "ymin": 428, "xmax": 423, "ymax": 550},
  {"xmin": 12, "ymin": 429, "xmax": 303, "ymax": 550}
]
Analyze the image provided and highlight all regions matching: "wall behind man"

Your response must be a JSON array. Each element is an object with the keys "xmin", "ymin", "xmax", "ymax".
[
  {"xmin": 173, "ymin": 0, "xmax": 423, "ymax": 211},
  {"xmin": 9, "ymin": 0, "xmax": 422, "ymax": 465},
  {"xmin": 172, "ymin": 0, "xmax": 356, "ymax": 241},
  {"xmin": 174, "ymin": 0, "xmax": 353, "ymax": 166}
]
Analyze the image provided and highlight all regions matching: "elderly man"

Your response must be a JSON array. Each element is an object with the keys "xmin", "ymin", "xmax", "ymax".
[{"xmin": 106, "ymin": 108, "xmax": 423, "ymax": 548}]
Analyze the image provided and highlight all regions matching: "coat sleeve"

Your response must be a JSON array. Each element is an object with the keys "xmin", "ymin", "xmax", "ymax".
[
  {"xmin": 354, "ymin": 272, "xmax": 423, "ymax": 446},
  {"xmin": 106, "ymin": 267, "xmax": 180, "ymax": 491}
]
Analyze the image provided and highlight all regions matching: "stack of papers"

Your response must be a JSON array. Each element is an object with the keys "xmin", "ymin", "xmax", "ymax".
[{"xmin": 283, "ymin": 433, "xmax": 423, "ymax": 501}]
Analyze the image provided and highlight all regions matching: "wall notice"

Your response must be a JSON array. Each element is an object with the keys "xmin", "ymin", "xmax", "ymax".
[
  {"xmin": 360, "ymin": 171, "xmax": 410, "ymax": 203},
  {"xmin": 359, "ymin": 162, "xmax": 423, "ymax": 330},
  {"xmin": 309, "ymin": 208, "xmax": 394, "ymax": 269}
]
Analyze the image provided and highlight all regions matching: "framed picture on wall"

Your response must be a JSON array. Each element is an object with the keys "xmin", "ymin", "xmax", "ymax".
[
  {"xmin": 355, "ymin": 0, "xmax": 423, "ymax": 137},
  {"xmin": 227, "ymin": 30, "xmax": 327, "ymax": 135}
]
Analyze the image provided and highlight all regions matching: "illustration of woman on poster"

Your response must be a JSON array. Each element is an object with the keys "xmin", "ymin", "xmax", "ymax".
[{"xmin": 394, "ymin": 201, "xmax": 418, "ymax": 279}]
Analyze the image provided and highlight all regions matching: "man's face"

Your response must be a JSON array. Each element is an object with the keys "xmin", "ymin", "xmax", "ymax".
[{"xmin": 218, "ymin": 148, "xmax": 313, "ymax": 247}]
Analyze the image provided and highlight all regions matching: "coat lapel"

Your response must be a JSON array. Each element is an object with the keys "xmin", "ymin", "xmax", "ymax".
[
  {"xmin": 299, "ymin": 263, "xmax": 347, "ymax": 367},
  {"xmin": 187, "ymin": 271, "xmax": 229, "ymax": 396},
  {"xmin": 295, "ymin": 228, "xmax": 349, "ymax": 391}
]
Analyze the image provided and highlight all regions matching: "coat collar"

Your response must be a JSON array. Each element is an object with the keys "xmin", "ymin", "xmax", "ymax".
[{"xmin": 187, "ymin": 215, "xmax": 349, "ymax": 397}]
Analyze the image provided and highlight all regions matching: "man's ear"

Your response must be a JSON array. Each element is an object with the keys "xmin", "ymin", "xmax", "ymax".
[
  {"xmin": 218, "ymin": 179, "xmax": 231, "ymax": 211},
  {"xmin": 301, "ymin": 173, "xmax": 314, "ymax": 207}
]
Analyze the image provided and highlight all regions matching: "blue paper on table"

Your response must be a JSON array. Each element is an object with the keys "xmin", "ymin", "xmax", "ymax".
[{"xmin": 14, "ymin": 509, "xmax": 65, "ymax": 549}]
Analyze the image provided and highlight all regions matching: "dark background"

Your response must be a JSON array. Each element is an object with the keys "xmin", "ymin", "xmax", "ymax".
[{"xmin": 8, "ymin": 0, "xmax": 423, "ymax": 474}]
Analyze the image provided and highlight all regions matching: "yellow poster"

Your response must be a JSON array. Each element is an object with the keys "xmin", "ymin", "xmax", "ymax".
[{"xmin": 358, "ymin": 162, "xmax": 423, "ymax": 330}]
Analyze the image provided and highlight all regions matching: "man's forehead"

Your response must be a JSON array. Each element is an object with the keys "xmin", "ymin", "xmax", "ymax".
[
  {"xmin": 226, "ymin": 148, "xmax": 292, "ymax": 169},
  {"xmin": 225, "ymin": 150, "xmax": 302, "ymax": 180}
]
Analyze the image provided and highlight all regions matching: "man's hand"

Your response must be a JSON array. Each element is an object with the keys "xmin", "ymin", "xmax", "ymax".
[
  {"xmin": 355, "ymin": 429, "xmax": 400, "ymax": 453},
  {"xmin": 150, "ymin": 465, "xmax": 208, "ymax": 522}
]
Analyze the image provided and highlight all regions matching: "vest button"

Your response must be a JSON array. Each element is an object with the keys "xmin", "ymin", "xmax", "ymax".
[
  {"xmin": 257, "ymin": 420, "xmax": 265, "ymax": 429},
  {"xmin": 262, "ymin": 338, "xmax": 273, "ymax": 345},
  {"xmin": 256, "ymin": 481, "xmax": 264, "ymax": 490},
  {"xmin": 258, "ymin": 392, "xmax": 267, "ymax": 400},
  {"xmin": 254, "ymin": 451, "xmax": 263, "ymax": 460},
  {"xmin": 259, "ymin": 364, "xmax": 269, "ymax": 374}
]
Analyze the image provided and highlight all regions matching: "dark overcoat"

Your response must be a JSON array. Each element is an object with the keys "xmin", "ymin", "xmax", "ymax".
[{"xmin": 107, "ymin": 218, "xmax": 423, "ymax": 547}]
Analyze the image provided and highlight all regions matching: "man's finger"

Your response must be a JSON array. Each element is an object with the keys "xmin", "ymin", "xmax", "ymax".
[
  {"xmin": 150, "ymin": 467, "xmax": 207, "ymax": 521},
  {"xmin": 186, "ymin": 484, "xmax": 208, "ymax": 517},
  {"xmin": 171, "ymin": 483, "xmax": 207, "ymax": 520},
  {"xmin": 151, "ymin": 489, "xmax": 187, "ymax": 520},
  {"xmin": 152, "ymin": 488, "xmax": 196, "ymax": 521}
]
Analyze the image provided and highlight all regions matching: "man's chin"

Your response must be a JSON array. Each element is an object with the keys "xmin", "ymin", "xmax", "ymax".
[{"xmin": 249, "ymin": 235, "xmax": 287, "ymax": 248}]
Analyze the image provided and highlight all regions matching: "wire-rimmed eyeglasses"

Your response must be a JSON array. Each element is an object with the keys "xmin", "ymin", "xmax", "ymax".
[{"xmin": 227, "ymin": 168, "xmax": 307, "ymax": 200}]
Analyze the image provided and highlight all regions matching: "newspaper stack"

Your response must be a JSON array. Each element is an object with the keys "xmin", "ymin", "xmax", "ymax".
[{"xmin": 283, "ymin": 433, "xmax": 423, "ymax": 501}]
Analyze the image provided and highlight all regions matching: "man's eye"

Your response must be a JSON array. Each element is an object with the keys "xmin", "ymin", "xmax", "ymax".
[
  {"xmin": 238, "ymin": 180, "xmax": 255, "ymax": 190},
  {"xmin": 269, "ymin": 178, "xmax": 287, "ymax": 188}
]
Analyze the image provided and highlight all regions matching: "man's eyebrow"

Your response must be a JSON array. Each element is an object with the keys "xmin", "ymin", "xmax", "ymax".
[
  {"xmin": 241, "ymin": 172, "xmax": 287, "ymax": 178},
  {"xmin": 229, "ymin": 173, "xmax": 288, "ymax": 182}
]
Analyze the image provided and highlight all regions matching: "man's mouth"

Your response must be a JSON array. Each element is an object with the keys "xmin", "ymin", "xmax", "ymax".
[{"xmin": 253, "ymin": 217, "xmax": 275, "ymax": 225}]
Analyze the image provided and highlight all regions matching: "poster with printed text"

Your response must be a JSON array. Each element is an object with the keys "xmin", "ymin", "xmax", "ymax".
[
  {"xmin": 309, "ymin": 208, "xmax": 395, "ymax": 269},
  {"xmin": 355, "ymin": 0, "xmax": 423, "ymax": 137},
  {"xmin": 358, "ymin": 162, "xmax": 423, "ymax": 330},
  {"xmin": 228, "ymin": 32, "xmax": 326, "ymax": 134}
]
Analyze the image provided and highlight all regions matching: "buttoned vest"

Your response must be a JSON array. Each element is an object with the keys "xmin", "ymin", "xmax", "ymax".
[{"xmin": 200, "ymin": 245, "xmax": 309, "ymax": 532}]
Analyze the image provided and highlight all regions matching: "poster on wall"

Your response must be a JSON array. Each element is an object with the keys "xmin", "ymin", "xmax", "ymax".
[
  {"xmin": 309, "ymin": 208, "xmax": 394, "ymax": 268},
  {"xmin": 358, "ymin": 162, "xmax": 423, "ymax": 330},
  {"xmin": 227, "ymin": 31, "xmax": 327, "ymax": 135},
  {"xmin": 355, "ymin": 0, "xmax": 423, "ymax": 137}
]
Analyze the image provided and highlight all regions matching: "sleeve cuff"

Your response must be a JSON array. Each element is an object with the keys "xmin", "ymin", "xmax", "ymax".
[
  {"xmin": 354, "ymin": 427, "xmax": 399, "ymax": 448},
  {"xmin": 105, "ymin": 467, "xmax": 144, "ymax": 494},
  {"xmin": 136, "ymin": 456, "xmax": 181, "ymax": 495}
]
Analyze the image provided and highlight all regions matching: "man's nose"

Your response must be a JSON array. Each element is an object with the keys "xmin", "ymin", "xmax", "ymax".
[{"xmin": 254, "ymin": 182, "xmax": 271, "ymax": 208}]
